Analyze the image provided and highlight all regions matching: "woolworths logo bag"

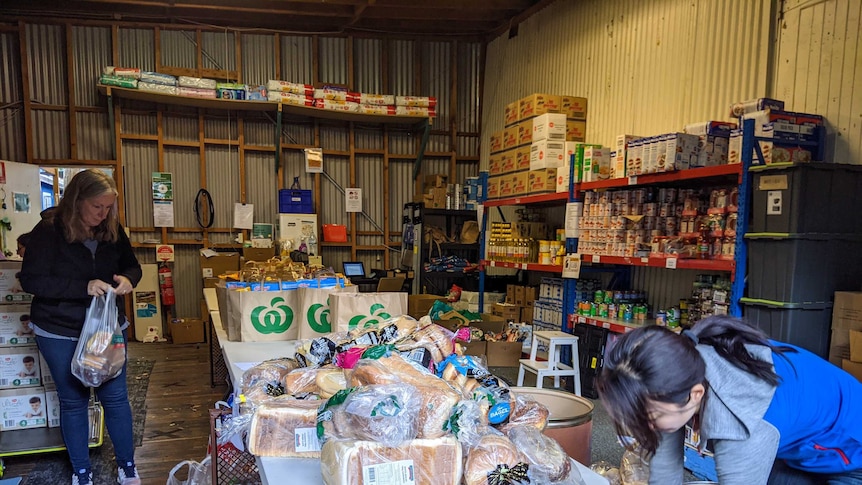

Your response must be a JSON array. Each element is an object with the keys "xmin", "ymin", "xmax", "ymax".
[
  {"xmin": 330, "ymin": 292, "xmax": 407, "ymax": 333},
  {"xmin": 236, "ymin": 290, "xmax": 300, "ymax": 342},
  {"xmin": 297, "ymin": 286, "xmax": 358, "ymax": 340}
]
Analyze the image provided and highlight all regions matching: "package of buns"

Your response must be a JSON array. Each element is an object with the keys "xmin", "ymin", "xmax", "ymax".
[
  {"xmin": 242, "ymin": 357, "xmax": 300, "ymax": 392},
  {"xmin": 317, "ymin": 384, "xmax": 421, "ymax": 447},
  {"xmin": 248, "ymin": 397, "xmax": 323, "ymax": 458},
  {"xmin": 496, "ymin": 392, "xmax": 550, "ymax": 434},
  {"xmin": 463, "ymin": 434, "xmax": 529, "ymax": 485},
  {"xmin": 320, "ymin": 436, "xmax": 463, "ymax": 485},
  {"xmin": 395, "ymin": 323, "xmax": 455, "ymax": 363},
  {"xmin": 282, "ymin": 366, "xmax": 326, "ymax": 395},
  {"xmin": 508, "ymin": 425, "xmax": 577, "ymax": 484}
]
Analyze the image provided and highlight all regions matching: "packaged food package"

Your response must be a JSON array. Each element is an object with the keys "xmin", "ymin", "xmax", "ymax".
[
  {"xmin": 395, "ymin": 105, "xmax": 436, "ymax": 117},
  {"xmin": 248, "ymin": 397, "xmax": 323, "ymax": 458},
  {"xmin": 348, "ymin": 354, "xmax": 461, "ymax": 439},
  {"xmin": 266, "ymin": 80, "xmax": 313, "ymax": 96},
  {"xmin": 320, "ymin": 436, "xmax": 463, "ymax": 485},
  {"xmin": 282, "ymin": 366, "xmax": 326, "ymax": 395},
  {"xmin": 177, "ymin": 76, "xmax": 218, "ymax": 90},
  {"xmin": 357, "ymin": 104, "xmax": 396, "ymax": 115},
  {"xmin": 317, "ymin": 384, "xmax": 421, "ymax": 447},
  {"xmin": 242, "ymin": 357, "xmax": 300, "ymax": 392},
  {"xmin": 111, "ymin": 67, "xmax": 141, "ymax": 78},
  {"xmin": 463, "ymin": 434, "xmax": 529, "ymax": 485},
  {"xmin": 352, "ymin": 93, "xmax": 395, "ymax": 106},
  {"xmin": 267, "ymin": 90, "xmax": 314, "ymax": 106},
  {"xmin": 395, "ymin": 95, "xmax": 437, "ymax": 108},
  {"xmin": 313, "ymin": 99, "xmax": 359, "ymax": 112},
  {"xmin": 177, "ymin": 87, "xmax": 217, "ymax": 98},
  {"xmin": 620, "ymin": 446, "xmax": 650, "ymax": 485},
  {"xmin": 140, "ymin": 71, "xmax": 177, "ymax": 86},
  {"xmin": 508, "ymin": 425, "xmax": 581, "ymax": 484},
  {"xmin": 245, "ymin": 84, "xmax": 267, "ymax": 101},
  {"xmin": 314, "ymin": 87, "xmax": 349, "ymax": 101},
  {"xmin": 138, "ymin": 82, "xmax": 178, "ymax": 95},
  {"xmin": 99, "ymin": 74, "xmax": 138, "ymax": 89},
  {"xmin": 497, "ymin": 392, "xmax": 550, "ymax": 433},
  {"xmin": 315, "ymin": 368, "xmax": 347, "ymax": 399},
  {"xmin": 395, "ymin": 323, "xmax": 455, "ymax": 363}
]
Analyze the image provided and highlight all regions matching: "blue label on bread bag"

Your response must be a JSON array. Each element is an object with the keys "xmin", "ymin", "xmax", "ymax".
[{"xmin": 488, "ymin": 402, "xmax": 511, "ymax": 424}]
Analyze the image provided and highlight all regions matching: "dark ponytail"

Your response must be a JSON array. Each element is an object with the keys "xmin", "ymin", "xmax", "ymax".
[{"xmin": 688, "ymin": 315, "xmax": 795, "ymax": 386}]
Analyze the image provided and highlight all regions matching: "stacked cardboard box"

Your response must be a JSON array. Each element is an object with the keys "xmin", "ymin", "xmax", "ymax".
[
  {"xmin": 436, "ymin": 314, "xmax": 522, "ymax": 367},
  {"xmin": 830, "ymin": 292, "xmax": 862, "ymax": 381},
  {"xmin": 492, "ymin": 284, "xmax": 538, "ymax": 324},
  {"xmin": 488, "ymin": 93, "xmax": 588, "ymax": 199},
  {"xmin": 416, "ymin": 174, "xmax": 449, "ymax": 208}
]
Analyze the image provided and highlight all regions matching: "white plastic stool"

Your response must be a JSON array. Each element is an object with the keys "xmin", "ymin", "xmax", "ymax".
[{"xmin": 517, "ymin": 330, "xmax": 581, "ymax": 395}]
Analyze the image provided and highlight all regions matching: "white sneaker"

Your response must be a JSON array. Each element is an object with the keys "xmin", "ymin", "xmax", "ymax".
[
  {"xmin": 72, "ymin": 470, "xmax": 93, "ymax": 485},
  {"xmin": 117, "ymin": 465, "xmax": 142, "ymax": 485}
]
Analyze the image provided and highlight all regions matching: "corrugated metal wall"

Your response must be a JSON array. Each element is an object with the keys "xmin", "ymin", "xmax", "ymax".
[
  {"xmin": 482, "ymin": 0, "xmax": 772, "ymax": 164},
  {"xmin": 0, "ymin": 31, "xmax": 24, "ymax": 162},
  {"xmin": 773, "ymin": 0, "xmax": 862, "ymax": 165}
]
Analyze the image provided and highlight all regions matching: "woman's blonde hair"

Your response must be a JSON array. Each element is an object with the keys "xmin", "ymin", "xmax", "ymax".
[{"xmin": 55, "ymin": 169, "xmax": 119, "ymax": 243}]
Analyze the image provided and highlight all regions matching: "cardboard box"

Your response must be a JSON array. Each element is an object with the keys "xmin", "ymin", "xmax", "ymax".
[
  {"xmin": 556, "ymin": 164, "xmax": 571, "ymax": 193},
  {"xmin": 487, "ymin": 176, "xmax": 502, "ymax": 200},
  {"xmin": 199, "ymin": 251, "xmax": 240, "ymax": 279},
  {"xmin": 514, "ymin": 145, "xmax": 532, "ymax": 172},
  {"xmin": 511, "ymin": 172, "xmax": 530, "ymax": 197},
  {"xmin": 521, "ymin": 305, "xmax": 534, "ymax": 324},
  {"xmin": 171, "ymin": 319, "xmax": 205, "ymax": 344},
  {"xmin": 0, "ymin": 262, "xmax": 33, "ymax": 304},
  {"xmin": 493, "ymin": 302, "xmax": 521, "ymax": 322},
  {"xmin": 520, "ymin": 93, "xmax": 562, "ymax": 119},
  {"xmin": 829, "ymin": 292, "xmax": 862, "ymax": 367},
  {"xmin": 613, "ymin": 135, "xmax": 641, "ymax": 179},
  {"xmin": 0, "ymin": 387, "xmax": 47, "ymax": 430},
  {"xmin": 843, "ymin": 359, "xmax": 862, "ymax": 382},
  {"xmin": 517, "ymin": 119, "xmax": 534, "ymax": 146},
  {"xmin": 505, "ymin": 101, "xmax": 521, "ymax": 126},
  {"xmin": 424, "ymin": 187, "xmax": 447, "ymax": 208},
  {"xmin": 499, "ymin": 150, "xmax": 516, "ymax": 175},
  {"xmin": 489, "ymin": 152, "xmax": 504, "ymax": 175},
  {"xmin": 498, "ymin": 175, "xmax": 515, "ymax": 199},
  {"xmin": 45, "ymin": 384, "xmax": 60, "ymax": 427},
  {"xmin": 525, "ymin": 286, "xmax": 537, "ymax": 304},
  {"xmin": 424, "ymin": 174, "xmax": 448, "ymax": 188},
  {"xmin": 532, "ymin": 113, "xmax": 567, "ymax": 142},
  {"xmin": 243, "ymin": 247, "xmax": 276, "ymax": 263},
  {"xmin": 203, "ymin": 277, "xmax": 222, "ymax": 289},
  {"xmin": 0, "ymin": 346, "xmax": 40, "ymax": 389},
  {"xmin": 0, "ymin": 305, "xmax": 34, "ymax": 347},
  {"xmin": 529, "ymin": 169, "xmax": 557, "ymax": 194},
  {"xmin": 566, "ymin": 120, "xmax": 587, "ymax": 142},
  {"xmin": 487, "ymin": 340, "xmax": 523, "ymax": 367},
  {"xmin": 490, "ymin": 130, "xmax": 504, "ymax": 153},
  {"xmin": 561, "ymin": 95, "xmax": 588, "ymax": 120},
  {"xmin": 503, "ymin": 125, "xmax": 519, "ymax": 150},
  {"xmin": 514, "ymin": 286, "xmax": 526, "ymax": 305},
  {"xmin": 530, "ymin": 140, "xmax": 566, "ymax": 170},
  {"xmin": 851, "ymin": 329, "xmax": 862, "ymax": 363},
  {"xmin": 513, "ymin": 222, "xmax": 549, "ymax": 240},
  {"xmin": 583, "ymin": 146, "xmax": 610, "ymax": 182},
  {"xmin": 662, "ymin": 133, "xmax": 699, "ymax": 172},
  {"xmin": 408, "ymin": 294, "xmax": 443, "ymax": 319}
]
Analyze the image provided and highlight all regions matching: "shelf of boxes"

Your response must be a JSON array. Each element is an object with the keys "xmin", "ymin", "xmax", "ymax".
[
  {"xmin": 483, "ymin": 192, "xmax": 569, "ymax": 208},
  {"xmin": 578, "ymin": 164, "xmax": 742, "ymax": 192},
  {"xmin": 481, "ymin": 260, "xmax": 563, "ymax": 273},
  {"xmin": 570, "ymin": 313, "xmax": 649, "ymax": 335},
  {"xmin": 579, "ymin": 254, "xmax": 735, "ymax": 273}
]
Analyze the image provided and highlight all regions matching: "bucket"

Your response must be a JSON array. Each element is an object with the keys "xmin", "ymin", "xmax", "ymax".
[{"xmin": 511, "ymin": 387, "xmax": 594, "ymax": 465}]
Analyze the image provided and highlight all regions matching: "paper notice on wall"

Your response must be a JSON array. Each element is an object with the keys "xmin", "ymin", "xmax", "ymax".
[
  {"xmin": 153, "ymin": 200, "xmax": 174, "ymax": 227},
  {"xmin": 346, "ymin": 188, "xmax": 362, "ymax": 213},
  {"xmin": 13, "ymin": 192, "xmax": 30, "ymax": 213},
  {"xmin": 562, "ymin": 253, "xmax": 582, "ymax": 279},
  {"xmin": 304, "ymin": 148, "xmax": 323, "ymax": 173},
  {"xmin": 565, "ymin": 202, "xmax": 583, "ymax": 238},
  {"xmin": 152, "ymin": 172, "xmax": 173, "ymax": 200},
  {"xmin": 233, "ymin": 203, "xmax": 254, "ymax": 229}
]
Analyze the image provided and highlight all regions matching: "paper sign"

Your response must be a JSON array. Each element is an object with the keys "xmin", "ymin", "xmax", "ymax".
[
  {"xmin": 304, "ymin": 148, "xmax": 323, "ymax": 173},
  {"xmin": 346, "ymin": 188, "xmax": 362, "ymax": 213},
  {"xmin": 562, "ymin": 253, "xmax": 582, "ymax": 279},
  {"xmin": 153, "ymin": 200, "xmax": 174, "ymax": 227},
  {"xmin": 155, "ymin": 244, "xmax": 175, "ymax": 262},
  {"xmin": 759, "ymin": 174, "xmax": 788, "ymax": 191},
  {"xmin": 13, "ymin": 192, "xmax": 30, "ymax": 213},
  {"xmin": 233, "ymin": 203, "xmax": 254, "ymax": 229},
  {"xmin": 152, "ymin": 172, "xmax": 173, "ymax": 200},
  {"xmin": 565, "ymin": 202, "xmax": 583, "ymax": 238},
  {"xmin": 767, "ymin": 190, "xmax": 782, "ymax": 215},
  {"xmin": 665, "ymin": 257, "xmax": 678, "ymax": 269}
]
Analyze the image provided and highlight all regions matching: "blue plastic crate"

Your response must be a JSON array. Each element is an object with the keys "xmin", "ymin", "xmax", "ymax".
[
  {"xmin": 684, "ymin": 445, "xmax": 718, "ymax": 482},
  {"xmin": 279, "ymin": 189, "xmax": 313, "ymax": 213}
]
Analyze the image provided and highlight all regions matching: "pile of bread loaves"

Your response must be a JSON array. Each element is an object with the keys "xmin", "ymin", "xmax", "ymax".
[{"xmin": 240, "ymin": 315, "xmax": 586, "ymax": 485}]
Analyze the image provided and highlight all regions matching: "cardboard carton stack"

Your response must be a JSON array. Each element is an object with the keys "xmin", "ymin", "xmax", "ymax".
[
  {"xmin": 830, "ymin": 292, "xmax": 862, "ymax": 381},
  {"xmin": 417, "ymin": 174, "xmax": 449, "ymax": 208},
  {"xmin": 488, "ymin": 93, "xmax": 588, "ymax": 199}
]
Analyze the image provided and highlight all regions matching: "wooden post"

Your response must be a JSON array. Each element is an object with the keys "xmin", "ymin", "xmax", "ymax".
[{"xmin": 18, "ymin": 21, "xmax": 33, "ymax": 163}]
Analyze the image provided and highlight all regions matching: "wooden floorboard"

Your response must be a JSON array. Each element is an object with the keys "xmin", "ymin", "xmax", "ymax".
[{"xmin": 5, "ymin": 340, "xmax": 228, "ymax": 485}]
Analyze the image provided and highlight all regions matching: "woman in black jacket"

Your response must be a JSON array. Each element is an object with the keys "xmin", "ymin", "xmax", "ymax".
[{"xmin": 20, "ymin": 169, "xmax": 142, "ymax": 485}]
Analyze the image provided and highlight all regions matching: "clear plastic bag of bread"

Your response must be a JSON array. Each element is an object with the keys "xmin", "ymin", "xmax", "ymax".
[
  {"xmin": 507, "ymin": 425, "xmax": 586, "ymax": 485},
  {"xmin": 395, "ymin": 321, "xmax": 456, "ymax": 364},
  {"xmin": 620, "ymin": 442, "xmax": 650, "ymax": 485},
  {"xmin": 317, "ymin": 384, "xmax": 422, "ymax": 447},
  {"xmin": 496, "ymin": 392, "xmax": 550, "ymax": 434},
  {"xmin": 242, "ymin": 357, "xmax": 300, "ymax": 394},
  {"xmin": 463, "ymin": 432, "xmax": 531, "ymax": 485},
  {"xmin": 71, "ymin": 289, "xmax": 126, "ymax": 387}
]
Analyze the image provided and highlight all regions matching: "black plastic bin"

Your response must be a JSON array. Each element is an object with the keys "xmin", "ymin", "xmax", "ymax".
[
  {"xmin": 741, "ymin": 298, "xmax": 833, "ymax": 358},
  {"xmin": 751, "ymin": 163, "xmax": 862, "ymax": 234},
  {"xmin": 746, "ymin": 233, "xmax": 862, "ymax": 303}
]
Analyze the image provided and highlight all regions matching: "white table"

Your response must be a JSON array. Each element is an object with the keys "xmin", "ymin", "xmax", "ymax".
[
  {"xmin": 221, "ymin": 339, "xmax": 300, "ymax": 393},
  {"xmin": 257, "ymin": 456, "xmax": 609, "ymax": 485}
]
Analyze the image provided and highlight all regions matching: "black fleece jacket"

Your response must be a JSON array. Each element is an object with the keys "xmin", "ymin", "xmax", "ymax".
[{"xmin": 19, "ymin": 216, "xmax": 142, "ymax": 337}]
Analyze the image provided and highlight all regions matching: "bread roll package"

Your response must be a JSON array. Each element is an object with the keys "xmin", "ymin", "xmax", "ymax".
[
  {"xmin": 242, "ymin": 357, "xmax": 300, "ymax": 392},
  {"xmin": 497, "ymin": 392, "xmax": 549, "ymax": 434},
  {"xmin": 463, "ymin": 434, "xmax": 529, "ymax": 485},
  {"xmin": 508, "ymin": 425, "xmax": 581, "ymax": 484},
  {"xmin": 248, "ymin": 397, "xmax": 323, "ymax": 458},
  {"xmin": 320, "ymin": 437, "xmax": 463, "ymax": 485}
]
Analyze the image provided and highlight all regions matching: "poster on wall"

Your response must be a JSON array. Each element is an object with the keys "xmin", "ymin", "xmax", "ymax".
[
  {"xmin": 304, "ymin": 148, "xmax": 323, "ymax": 173},
  {"xmin": 13, "ymin": 193, "xmax": 30, "ymax": 213},
  {"xmin": 152, "ymin": 172, "xmax": 173, "ymax": 200},
  {"xmin": 345, "ymin": 188, "xmax": 362, "ymax": 213},
  {"xmin": 153, "ymin": 200, "xmax": 174, "ymax": 227},
  {"xmin": 233, "ymin": 203, "xmax": 254, "ymax": 229}
]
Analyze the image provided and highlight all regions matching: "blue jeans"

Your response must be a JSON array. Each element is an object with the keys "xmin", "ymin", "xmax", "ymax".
[
  {"xmin": 769, "ymin": 459, "xmax": 862, "ymax": 484},
  {"xmin": 36, "ymin": 332, "xmax": 135, "ymax": 472}
]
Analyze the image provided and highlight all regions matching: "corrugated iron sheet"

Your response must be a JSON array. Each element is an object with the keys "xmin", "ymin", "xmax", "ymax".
[
  {"xmin": 121, "ymin": 140, "xmax": 159, "ymax": 232},
  {"xmin": 32, "ymin": 110, "xmax": 69, "ymax": 160},
  {"xmin": 73, "ymin": 26, "xmax": 111, "ymax": 107},
  {"xmin": 201, "ymin": 30, "xmax": 236, "ymax": 74},
  {"xmin": 121, "ymin": 112, "xmax": 158, "ymax": 136},
  {"xmin": 631, "ymin": 267, "xmax": 726, "ymax": 316},
  {"xmin": 163, "ymin": 146, "xmax": 201, "ymax": 228},
  {"xmin": 355, "ymin": 154, "xmax": 384, "ymax": 238},
  {"xmin": 76, "ymin": 111, "xmax": 112, "ymax": 160},
  {"xmin": 318, "ymin": 37, "xmax": 348, "ymax": 85},
  {"xmin": 204, "ymin": 115, "xmax": 239, "ymax": 140},
  {"xmin": 280, "ymin": 35, "xmax": 314, "ymax": 83},
  {"xmin": 0, "ymin": 31, "xmax": 24, "ymax": 161},
  {"xmin": 774, "ymin": 0, "xmax": 862, "ymax": 165},
  {"xmin": 0, "ymin": 32, "xmax": 20, "ymax": 104},
  {"xmin": 354, "ymin": 38, "xmax": 383, "ymax": 93},
  {"xmin": 173, "ymin": 245, "xmax": 204, "ymax": 318},
  {"xmin": 204, "ymin": 145, "xmax": 240, "ymax": 229},
  {"xmin": 243, "ymin": 117, "xmax": 275, "ymax": 147},
  {"xmin": 320, "ymin": 155, "xmax": 348, "ymax": 226},
  {"xmin": 388, "ymin": 40, "xmax": 416, "ymax": 95},
  {"xmin": 160, "ymin": 29, "xmax": 196, "ymax": 69},
  {"xmin": 118, "ymin": 28, "xmax": 155, "ymax": 71},
  {"xmin": 482, "ymin": 0, "xmax": 770, "ymax": 167},
  {"xmin": 245, "ymin": 150, "xmax": 278, "ymax": 225},
  {"xmin": 457, "ymin": 42, "xmax": 482, "ymax": 134},
  {"xmin": 163, "ymin": 113, "xmax": 198, "ymax": 142},
  {"xmin": 26, "ymin": 24, "xmax": 67, "ymax": 106},
  {"xmin": 421, "ymin": 41, "xmax": 450, "ymax": 133},
  {"xmin": 241, "ymin": 34, "xmax": 275, "ymax": 86},
  {"xmin": 0, "ymin": 107, "xmax": 25, "ymax": 162}
]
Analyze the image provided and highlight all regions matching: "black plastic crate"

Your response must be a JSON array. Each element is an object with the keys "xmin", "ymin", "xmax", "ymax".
[
  {"xmin": 741, "ymin": 298, "xmax": 833, "ymax": 358},
  {"xmin": 751, "ymin": 163, "xmax": 862, "ymax": 234},
  {"xmin": 746, "ymin": 234, "xmax": 862, "ymax": 303}
]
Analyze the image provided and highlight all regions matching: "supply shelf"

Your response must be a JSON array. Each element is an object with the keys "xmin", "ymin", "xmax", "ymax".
[
  {"xmin": 578, "ymin": 164, "xmax": 742, "ymax": 191},
  {"xmin": 483, "ymin": 192, "xmax": 569, "ymax": 207},
  {"xmin": 481, "ymin": 259, "xmax": 564, "ymax": 273},
  {"xmin": 570, "ymin": 313, "xmax": 650, "ymax": 335},
  {"xmin": 579, "ymin": 254, "xmax": 735, "ymax": 273}
]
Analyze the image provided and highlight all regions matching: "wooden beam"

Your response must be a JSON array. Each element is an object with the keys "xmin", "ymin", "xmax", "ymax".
[
  {"xmin": 111, "ymin": 24, "xmax": 119, "ymax": 66},
  {"xmin": 18, "ymin": 21, "xmax": 33, "ymax": 163},
  {"xmin": 195, "ymin": 29, "xmax": 203, "ymax": 76},
  {"xmin": 154, "ymin": 26, "xmax": 161, "ymax": 71},
  {"xmin": 449, "ymin": 39, "xmax": 457, "ymax": 184},
  {"xmin": 234, "ymin": 30, "xmax": 242, "ymax": 83},
  {"xmin": 113, "ymin": 101, "xmax": 125, "ymax": 224},
  {"xmin": 198, "ymin": 112, "xmax": 209, "ymax": 247},
  {"xmin": 156, "ymin": 110, "xmax": 167, "ymax": 244},
  {"xmin": 274, "ymin": 33, "xmax": 281, "ymax": 80},
  {"xmin": 66, "ymin": 23, "xmax": 78, "ymax": 160},
  {"xmin": 238, "ymin": 117, "xmax": 247, "ymax": 242}
]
